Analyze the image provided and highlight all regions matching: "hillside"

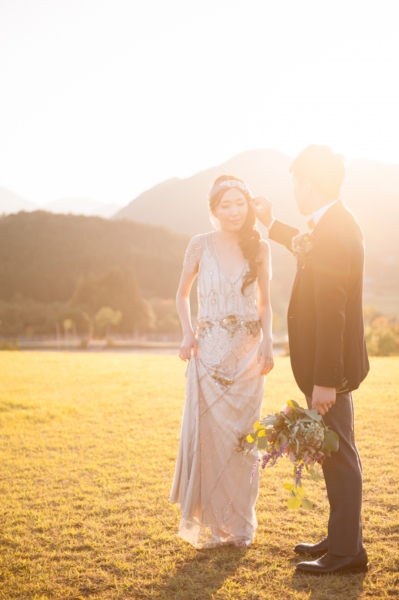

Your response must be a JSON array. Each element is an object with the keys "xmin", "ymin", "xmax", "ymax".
[
  {"xmin": 0, "ymin": 211, "xmax": 188, "ymax": 303},
  {"xmin": 0, "ymin": 212, "xmax": 189, "ymax": 336},
  {"xmin": 43, "ymin": 198, "xmax": 121, "ymax": 218}
]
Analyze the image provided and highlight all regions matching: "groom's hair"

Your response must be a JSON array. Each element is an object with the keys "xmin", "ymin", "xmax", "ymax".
[{"xmin": 290, "ymin": 145, "xmax": 346, "ymax": 199}]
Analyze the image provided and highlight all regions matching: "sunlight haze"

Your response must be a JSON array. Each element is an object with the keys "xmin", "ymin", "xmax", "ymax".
[{"xmin": 0, "ymin": 0, "xmax": 398, "ymax": 205}]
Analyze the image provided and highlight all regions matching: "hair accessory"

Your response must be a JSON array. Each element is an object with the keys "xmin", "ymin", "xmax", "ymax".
[{"xmin": 209, "ymin": 179, "xmax": 253, "ymax": 199}]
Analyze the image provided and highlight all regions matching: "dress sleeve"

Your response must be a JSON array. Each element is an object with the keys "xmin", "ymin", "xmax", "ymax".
[
  {"xmin": 182, "ymin": 234, "xmax": 204, "ymax": 274},
  {"xmin": 257, "ymin": 240, "xmax": 272, "ymax": 280}
]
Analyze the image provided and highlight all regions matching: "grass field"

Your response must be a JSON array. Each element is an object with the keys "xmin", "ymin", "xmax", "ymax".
[{"xmin": 0, "ymin": 353, "xmax": 398, "ymax": 600}]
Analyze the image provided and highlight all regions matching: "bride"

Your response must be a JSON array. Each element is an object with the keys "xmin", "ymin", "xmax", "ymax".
[{"xmin": 170, "ymin": 174, "xmax": 273, "ymax": 549}]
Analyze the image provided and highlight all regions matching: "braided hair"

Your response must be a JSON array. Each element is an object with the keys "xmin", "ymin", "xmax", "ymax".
[{"xmin": 208, "ymin": 174, "xmax": 262, "ymax": 295}]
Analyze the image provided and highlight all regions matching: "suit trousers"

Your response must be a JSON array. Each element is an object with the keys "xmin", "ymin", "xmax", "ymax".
[{"xmin": 305, "ymin": 392, "xmax": 364, "ymax": 557}]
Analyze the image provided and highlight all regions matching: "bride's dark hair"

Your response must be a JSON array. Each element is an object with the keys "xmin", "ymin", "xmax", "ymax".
[{"xmin": 208, "ymin": 174, "xmax": 262, "ymax": 295}]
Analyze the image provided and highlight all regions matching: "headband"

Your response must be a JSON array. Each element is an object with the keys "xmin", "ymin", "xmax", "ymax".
[{"xmin": 208, "ymin": 179, "xmax": 253, "ymax": 199}]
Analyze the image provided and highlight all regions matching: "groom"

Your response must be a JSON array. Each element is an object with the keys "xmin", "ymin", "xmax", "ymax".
[{"xmin": 253, "ymin": 145, "xmax": 369, "ymax": 574}]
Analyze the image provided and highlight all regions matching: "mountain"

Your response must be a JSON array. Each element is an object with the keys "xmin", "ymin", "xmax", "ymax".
[
  {"xmin": 114, "ymin": 149, "xmax": 399, "ymax": 243},
  {"xmin": 43, "ymin": 198, "xmax": 121, "ymax": 218},
  {"xmin": 114, "ymin": 150, "xmax": 299, "ymax": 234},
  {"xmin": 114, "ymin": 149, "xmax": 399, "ymax": 315},
  {"xmin": 0, "ymin": 187, "xmax": 121, "ymax": 218},
  {"xmin": 0, "ymin": 186, "xmax": 39, "ymax": 214}
]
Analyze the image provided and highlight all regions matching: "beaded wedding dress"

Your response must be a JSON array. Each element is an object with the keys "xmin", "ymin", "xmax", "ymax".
[{"xmin": 170, "ymin": 232, "xmax": 271, "ymax": 548}]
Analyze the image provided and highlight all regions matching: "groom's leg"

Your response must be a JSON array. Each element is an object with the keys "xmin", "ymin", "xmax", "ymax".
[{"xmin": 305, "ymin": 392, "xmax": 363, "ymax": 557}]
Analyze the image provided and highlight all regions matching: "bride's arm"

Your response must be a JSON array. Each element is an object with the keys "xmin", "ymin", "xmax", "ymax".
[
  {"xmin": 257, "ymin": 243, "xmax": 274, "ymax": 376},
  {"xmin": 176, "ymin": 268, "xmax": 198, "ymax": 361}
]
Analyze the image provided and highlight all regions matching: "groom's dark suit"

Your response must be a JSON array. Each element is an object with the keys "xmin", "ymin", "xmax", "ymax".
[{"xmin": 269, "ymin": 200, "xmax": 369, "ymax": 557}]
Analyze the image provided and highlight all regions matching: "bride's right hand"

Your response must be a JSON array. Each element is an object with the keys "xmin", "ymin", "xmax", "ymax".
[{"xmin": 179, "ymin": 332, "xmax": 198, "ymax": 361}]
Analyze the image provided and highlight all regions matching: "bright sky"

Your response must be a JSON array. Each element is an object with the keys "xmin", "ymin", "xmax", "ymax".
[{"xmin": 0, "ymin": 0, "xmax": 398, "ymax": 205}]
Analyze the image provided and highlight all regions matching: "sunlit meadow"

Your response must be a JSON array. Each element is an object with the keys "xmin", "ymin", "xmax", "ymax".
[{"xmin": 0, "ymin": 353, "xmax": 398, "ymax": 599}]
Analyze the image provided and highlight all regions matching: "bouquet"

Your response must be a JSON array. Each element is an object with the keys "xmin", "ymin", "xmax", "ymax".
[{"xmin": 240, "ymin": 400, "xmax": 339, "ymax": 510}]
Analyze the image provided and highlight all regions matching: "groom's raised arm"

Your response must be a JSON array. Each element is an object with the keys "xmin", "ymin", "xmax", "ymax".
[
  {"xmin": 268, "ymin": 220, "xmax": 300, "ymax": 253},
  {"xmin": 251, "ymin": 197, "xmax": 300, "ymax": 253}
]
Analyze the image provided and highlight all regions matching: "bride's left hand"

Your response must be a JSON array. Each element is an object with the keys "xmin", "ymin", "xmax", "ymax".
[{"xmin": 257, "ymin": 338, "xmax": 274, "ymax": 375}]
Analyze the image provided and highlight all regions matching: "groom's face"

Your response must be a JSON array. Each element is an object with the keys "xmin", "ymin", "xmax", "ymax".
[{"xmin": 292, "ymin": 176, "xmax": 313, "ymax": 216}]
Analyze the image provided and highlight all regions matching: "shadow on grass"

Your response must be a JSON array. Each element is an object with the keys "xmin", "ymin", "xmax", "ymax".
[
  {"xmin": 153, "ymin": 546, "xmax": 245, "ymax": 600},
  {"xmin": 290, "ymin": 563, "xmax": 367, "ymax": 599}
]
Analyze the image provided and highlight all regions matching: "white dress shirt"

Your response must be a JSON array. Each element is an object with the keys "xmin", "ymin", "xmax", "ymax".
[
  {"xmin": 265, "ymin": 199, "xmax": 338, "ymax": 234},
  {"xmin": 310, "ymin": 199, "xmax": 338, "ymax": 227}
]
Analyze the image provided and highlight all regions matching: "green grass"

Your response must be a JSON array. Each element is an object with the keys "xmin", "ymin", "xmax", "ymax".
[{"xmin": 0, "ymin": 353, "xmax": 398, "ymax": 599}]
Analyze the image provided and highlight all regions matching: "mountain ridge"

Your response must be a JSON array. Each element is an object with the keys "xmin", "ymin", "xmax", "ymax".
[
  {"xmin": 112, "ymin": 149, "xmax": 399, "ymax": 260},
  {"xmin": 113, "ymin": 149, "xmax": 399, "ymax": 315},
  {"xmin": 0, "ymin": 187, "xmax": 122, "ymax": 218},
  {"xmin": 0, "ymin": 186, "xmax": 39, "ymax": 213}
]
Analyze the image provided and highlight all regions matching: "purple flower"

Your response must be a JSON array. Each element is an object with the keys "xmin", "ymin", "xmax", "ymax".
[
  {"xmin": 270, "ymin": 442, "xmax": 289, "ymax": 467},
  {"xmin": 261, "ymin": 451, "xmax": 275, "ymax": 469},
  {"xmin": 295, "ymin": 462, "xmax": 304, "ymax": 487},
  {"xmin": 261, "ymin": 442, "xmax": 289, "ymax": 469}
]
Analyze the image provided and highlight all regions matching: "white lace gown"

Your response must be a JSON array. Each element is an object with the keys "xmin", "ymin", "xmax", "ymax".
[{"xmin": 170, "ymin": 232, "xmax": 271, "ymax": 548}]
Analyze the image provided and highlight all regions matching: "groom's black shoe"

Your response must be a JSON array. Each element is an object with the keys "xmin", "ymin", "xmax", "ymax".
[
  {"xmin": 296, "ymin": 550, "xmax": 369, "ymax": 575},
  {"xmin": 294, "ymin": 537, "xmax": 328, "ymax": 557}
]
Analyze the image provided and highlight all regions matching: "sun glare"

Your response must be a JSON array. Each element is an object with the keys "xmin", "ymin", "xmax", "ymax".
[{"xmin": 0, "ymin": 0, "xmax": 397, "ymax": 204}]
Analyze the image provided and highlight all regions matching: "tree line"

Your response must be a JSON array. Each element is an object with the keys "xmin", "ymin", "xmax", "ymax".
[
  {"xmin": 1, "ymin": 211, "xmax": 397, "ymax": 355},
  {"xmin": 0, "ymin": 211, "xmax": 187, "ymax": 337}
]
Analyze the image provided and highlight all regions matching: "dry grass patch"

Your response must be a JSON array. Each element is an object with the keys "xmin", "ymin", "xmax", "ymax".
[{"xmin": 0, "ymin": 353, "xmax": 398, "ymax": 599}]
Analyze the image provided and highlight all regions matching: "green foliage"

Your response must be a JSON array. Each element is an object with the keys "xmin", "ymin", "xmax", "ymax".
[
  {"xmin": 149, "ymin": 298, "xmax": 181, "ymax": 333},
  {"xmin": 287, "ymin": 496, "xmax": 302, "ymax": 510},
  {"xmin": 69, "ymin": 267, "xmax": 156, "ymax": 333},
  {"xmin": 0, "ymin": 298, "xmax": 91, "ymax": 336},
  {"xmin": 63, "ymin": 318, "xmax": 73, "ymax": 331},
  {"xmin": 94, "ymin": 306, "xmax": 122, "ymax": 337},
  {"xmin": 0, "ymin": 212, "xmax": 186, "ymax": 335},
  {"xmin": 322, "ymin": 429, "xmax": 340, "ymax": 453},
  {"xmin": 272, "ymin": 311, "xmax": 283, "ymax": 331},
  {"xmin": 301, "ymin": 497, "xmax": 313, "ymax": 510},
  {"xmin": 0, "ymin": 211, "xmax": 188, "ymax": 303},
  {"xmin": 364, "ymin": 306, "xmax": 399, "ymax": 356},
  {"xmin": 0, "ymin": 339, "xmax": 19, "ymax": 350}
]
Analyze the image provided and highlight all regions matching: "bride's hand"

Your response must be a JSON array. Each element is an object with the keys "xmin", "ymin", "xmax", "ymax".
[
  {"xmin": 179, "ymin": 332, "xmax": 198, "ymax": 361},
  {"xmin": 251, "ymin": 196, "xmax": 274, "ymax": 228},
  {"xmin": 257, "ymin": 338, "xmax": 274, "ymax": 375}
]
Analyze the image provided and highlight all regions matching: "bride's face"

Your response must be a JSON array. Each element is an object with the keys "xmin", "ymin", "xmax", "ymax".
[{"xmin": 212, "ymin": 188, "xmax": 248, "ymax": 232}]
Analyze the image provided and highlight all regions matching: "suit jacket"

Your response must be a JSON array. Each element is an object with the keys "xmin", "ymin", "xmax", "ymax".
[{"xmin": 269, "ymin": 200, "xmax": 369, "ymax": 397}]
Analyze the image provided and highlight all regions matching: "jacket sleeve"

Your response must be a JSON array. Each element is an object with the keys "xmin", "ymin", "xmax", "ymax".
[
  {"xmin": 268, "ymin": 220, "xmax": 300, "ymax": 253},
  {"xmin": 312, "ymin": 232, "xmax": 350, "ymax": 389}
]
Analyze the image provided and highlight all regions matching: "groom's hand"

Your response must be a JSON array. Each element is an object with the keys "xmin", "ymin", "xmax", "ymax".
[
  {"xmin": 251, "ymin": 196, "xmax": 274, "ymax": 228},
  {"xmin": 311, "ymin": 385, "xmax": 336, "ymax": 416}
]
